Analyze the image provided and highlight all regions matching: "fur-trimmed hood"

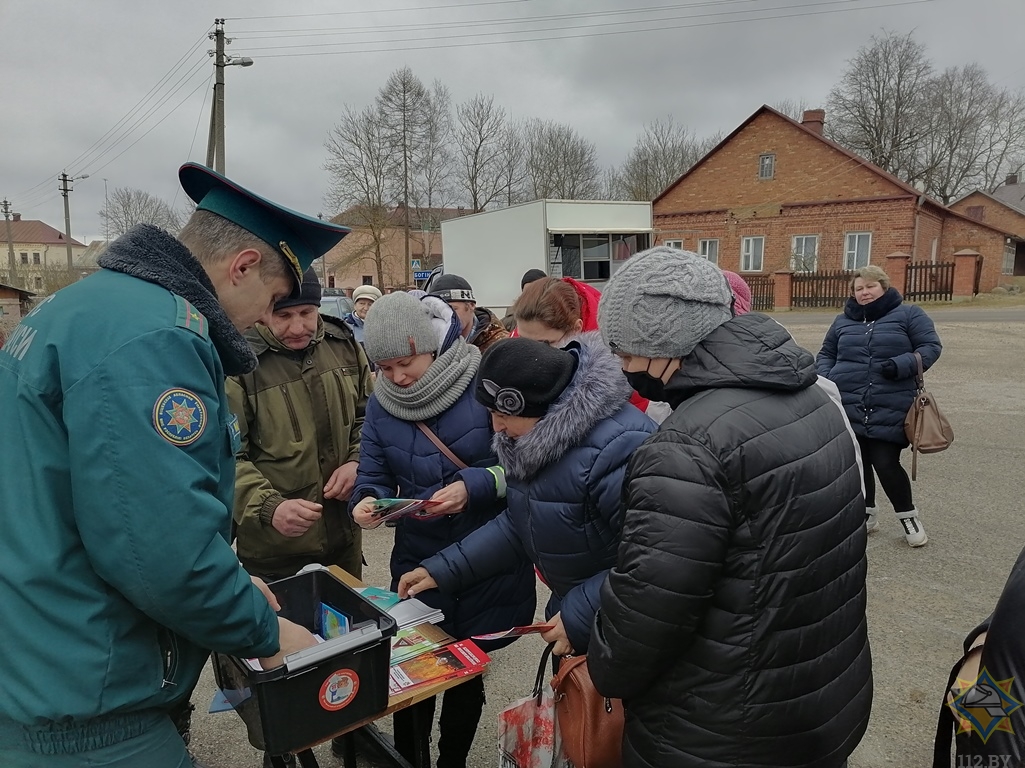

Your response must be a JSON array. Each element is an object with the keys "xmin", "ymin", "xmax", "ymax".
[{"xmin": 494, "ymin": 331, "xmax": 632, "ymax": 480}]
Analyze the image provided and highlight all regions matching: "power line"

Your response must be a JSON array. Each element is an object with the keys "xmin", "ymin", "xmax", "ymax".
[
  {"xmin": 233, "ymin": 0, "xmax": 934, "ymax": 58},
  {"xmin": 226, "ymin": 0, "xmax": 543, "ymax": 21},
  {"xmin": 231, "ymin": 0, "xmax": 774, "ymax": 37},
  {"xmin": 14, "ymin": 27, "xmax": 212, "ymax": 202}
]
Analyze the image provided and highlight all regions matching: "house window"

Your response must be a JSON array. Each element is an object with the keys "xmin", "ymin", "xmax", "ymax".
[
  {"xmin": 741, "ymin": 236, "xmax": 765, "ymax": 272},
  {"xmin": 791, "ymin": 235, "xmax": 819, "ymax": 272},
  {"xmin": 1003, "ymin": 241, "xmax": 1016, "ymax": 275},
  {"xmin": 965, "ymin": 205, "xmax": 985, "ymax": 222},
  {"xmin": 32, "ymin": 252, "xmax": 40, "ymax": 265},
  {"xmin": 844, "ymin": 232, "xmax": 872, "ymax": 270},
  {"xmin": 664, "ymin": 240, "xmax": 683, "ymax": 250},
  {"xmin": 698, "ymin": 239, "xmax": 719, "ymax": 265},
  {"xmin": 19, "ymin": 252, "xmax": 28, "ymax": 265},
  {"xmin": 361, "ymin": 275, "xmax": 373, "ymax": 285},
  {"xmin": 34, "ymin": 277, "xmax": 43, "ymax": 289},
  {"xmin": 758, "ymin": 153, "xmax": 775, "ymax": 180}
]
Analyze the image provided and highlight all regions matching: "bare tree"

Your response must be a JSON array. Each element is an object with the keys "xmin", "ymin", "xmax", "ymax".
[
  {"xmin": 497, "ymin": 122, "xmax": 528, "ymax": 206},
  {"xmin": 455, "ymin": 93, "xmax": 508, "ymax": 212},
  {"xmin": 617, "ymin": 116, "xmax": 721, "ymax": 201},
  {"xmin": 772, "ymin": 98, "xmax": 811, "ymax": 121},
  {"xmin": 826, "ymin": 30, "xmax": 933, "ymax": 184},
  {"xmin": 99, "ymin": 187, "xmax": 183, "ymax": 238},
  {"xmin": 977, "ymin": 87, "xmax": 1025, "ymax": 193},
  {"xmin": 377, "ymin": 67, "xmax": 430, "ymax": 286},
  {"xmin": 525, "ymin": 119, "xmax": 601, "ymax": 200},
  {"xmin": 411, "ymin": 81, "xmax": 455, "ymax": 266},
  {"xmin": 324, "ymin": 105, "xmax": 393, "ymax": 288}
]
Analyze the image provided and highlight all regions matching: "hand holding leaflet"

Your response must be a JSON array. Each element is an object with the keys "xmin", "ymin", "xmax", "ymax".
[
  {"xmin": 472, "ymin": 623, "xmax": 557, "ymax": 642},
  {"xmin": 370, "ymin": 498, "xmax": 443, "ymax": 523}
]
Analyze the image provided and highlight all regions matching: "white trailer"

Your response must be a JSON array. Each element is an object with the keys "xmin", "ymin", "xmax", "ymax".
[{"xmin": 438, "ymin": 199, "xmax": 653, "ymax": 314}]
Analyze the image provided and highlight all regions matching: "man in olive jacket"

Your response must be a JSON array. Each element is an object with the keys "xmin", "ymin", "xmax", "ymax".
[{"xmin": 228, "ymin": 268, "xmax": 372, "ymax": 582}]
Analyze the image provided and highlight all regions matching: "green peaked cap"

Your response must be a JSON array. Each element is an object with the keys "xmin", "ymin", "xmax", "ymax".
[{"xmin": 178, "ymin": 162, "xmax": 349, "ymax": 292}]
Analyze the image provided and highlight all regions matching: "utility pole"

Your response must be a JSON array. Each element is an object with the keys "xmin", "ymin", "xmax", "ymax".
[
  {"xmin": 59, "ymin": 172, "xmax": 88, "ymax": 270},
  {"xmin": 2, "ymin": 199, "xmax": 17, "ymax": 287},
  {"xmin": 205, "ymin": 19, "xmax": 253, "ymax": 175}
]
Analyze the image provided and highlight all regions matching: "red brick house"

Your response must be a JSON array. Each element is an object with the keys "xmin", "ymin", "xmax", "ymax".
[
  {"xmin": 653, "ymin": 105, "xmax": 1018, "ymax": 293},
  {"xmin": 949, "ymin": 175, "xmax": 1025, "ymax": 277}
]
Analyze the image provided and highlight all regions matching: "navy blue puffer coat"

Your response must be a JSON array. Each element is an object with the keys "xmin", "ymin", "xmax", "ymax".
[
  {"xmin": 422, "ymin": 333, "xmax": 656, "ymax": 653},
  {"xmin": 816, "ymin": 288, "xmax": 941, "ymax": 444},
  {"xmin": 351, "ymin": 379, "xmax": 536, "ymax": 647}
]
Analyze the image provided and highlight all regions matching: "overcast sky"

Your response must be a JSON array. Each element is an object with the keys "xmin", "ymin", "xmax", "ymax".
[{"xmin": 3, "ymin": 0, "xmax": 1023, "ymax": 243}]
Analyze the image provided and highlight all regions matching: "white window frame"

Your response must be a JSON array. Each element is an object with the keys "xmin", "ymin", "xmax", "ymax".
[
  {"xmin": 790, "ymin": 235, "xmax": 819, "ymax": 272},
  {"xmin": 698, "ymin": 239, "xmax": 719, "ymax": 265},
  {"xmin": 741, "ymin": 236, "xmax": 764, "ymax": 272},
  {"xmin": 1003, "ymin": 240, "xmax": 1016, "ymax": 275},
  {"xmin": 758, "ymin": 153, "xmax": 775, "ymax": 180},
  {"xmin": 664, "ymin": 240, "xmax": 683, "ymax": 250},
  {"xmin": 844, "ymin": 232, "xmax": 872, "ymax": 270}
]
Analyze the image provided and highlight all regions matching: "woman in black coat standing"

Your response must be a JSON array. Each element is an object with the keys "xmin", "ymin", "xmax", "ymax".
[{"xmin": 816, "ymin": 265, "xmax": 941, "ymax": 547}]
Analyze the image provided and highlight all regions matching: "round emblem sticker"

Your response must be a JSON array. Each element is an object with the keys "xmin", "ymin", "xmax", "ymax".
[
  {"xmin": 319, "ymin": 669, "xmax": 359, "ymax": 711},
  {"xmin": 153, "ymin": 388, "xmax": 207, "ymax": 446}
]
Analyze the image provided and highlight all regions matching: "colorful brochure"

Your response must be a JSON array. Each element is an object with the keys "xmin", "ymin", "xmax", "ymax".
[
  {"xmin": 370, "ymin": 498, "xmax": 443, "ymax": 523},
  {"xmin": 388, "ymin": 640, "xmax": 490, "ymax": 695},
  {"xmin": 390, "ymin": 622, "xmax": 456, "ymax": 665},
  {"xmin": 471, "ymin": 623, "xmax": 556, "ymax": 642}
]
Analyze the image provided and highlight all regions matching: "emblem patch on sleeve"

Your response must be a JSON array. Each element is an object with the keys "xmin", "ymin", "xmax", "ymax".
[{"xmin": 153, "ymin": 389, "xmax": 207, "ymax": 446}]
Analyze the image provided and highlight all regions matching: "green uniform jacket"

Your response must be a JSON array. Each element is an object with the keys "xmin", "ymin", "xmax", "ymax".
[
  {"xmin": 228, "ymin": 316, "xmax": 372, "ymax": 579},
  {"xmin": 0, "ymin": 269, "xmax": 279, "ymax": 753}
]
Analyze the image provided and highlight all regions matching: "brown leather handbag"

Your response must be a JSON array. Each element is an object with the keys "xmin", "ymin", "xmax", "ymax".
[
  {"xmin": 551, "ymin": 653, "xmax": 624, "ymax": 768},
  {"xmin": 903, "ymin": 352, "xmax": 953, "ymax": 481}
]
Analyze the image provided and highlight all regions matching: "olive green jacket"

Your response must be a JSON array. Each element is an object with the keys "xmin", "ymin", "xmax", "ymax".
[{"xmin": 227, "ymin": 315, "xmax": 372, "ymax": 578}]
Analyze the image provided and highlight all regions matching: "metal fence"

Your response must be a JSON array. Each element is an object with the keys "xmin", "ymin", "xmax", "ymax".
[
  {"xmin": 791, "ymin": 270, "xmax": 855, "ymax": 309},
  {"xmin": 905, "ymin": 261, "xmax": 954, "ymax": 302}
]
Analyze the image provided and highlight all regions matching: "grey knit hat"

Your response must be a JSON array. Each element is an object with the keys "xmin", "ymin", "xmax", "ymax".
[
  {"xmin": 363, "ymin": 292, "xmax": 439, "ymax": 363},
  {"xmin": 598, "ymin": 246, "xmax": 734, "ymax": 359}
]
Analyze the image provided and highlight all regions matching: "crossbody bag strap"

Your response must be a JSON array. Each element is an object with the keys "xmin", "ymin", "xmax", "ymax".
[{"xmin": 415, "ymin": 421, "xmax": 470, "ymax": 470}]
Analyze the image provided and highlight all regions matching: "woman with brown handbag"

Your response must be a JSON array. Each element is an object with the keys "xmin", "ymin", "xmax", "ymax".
[{"xmin": 816, "ymin": 265, "xmax": 942, "ymax": 547}]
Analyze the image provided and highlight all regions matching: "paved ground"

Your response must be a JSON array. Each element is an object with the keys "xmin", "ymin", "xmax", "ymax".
[{"xmin": 190, "ymin": 303, "xmax": 1025, "ymax": 768}]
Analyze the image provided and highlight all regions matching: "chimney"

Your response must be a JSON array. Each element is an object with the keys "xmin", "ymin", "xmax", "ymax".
[
  {"xmin": 12, "ymin": 213, "xmax": 21, "ymax": 222},
  {"xmin": 801, "ymin": 109, "xmax": 826, "ymax": 135},
  {"xmin": 1007, "ymin": 173, "xmax": 1019, "ymax": 186}
]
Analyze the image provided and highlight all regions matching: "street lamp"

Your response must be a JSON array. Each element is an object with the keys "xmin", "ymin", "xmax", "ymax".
[
  {"xmin": 59, "ymin": 172, "xmax": 89, "ymax": 270},
  {"xmin": 205, "ymin": 19, "xmax": 254, "ymax": 175}
]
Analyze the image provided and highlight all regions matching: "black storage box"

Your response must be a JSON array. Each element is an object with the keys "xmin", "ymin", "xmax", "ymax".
[{"xmin": 212, "ymin": 568, "xmax": 398, "ymax": 754}]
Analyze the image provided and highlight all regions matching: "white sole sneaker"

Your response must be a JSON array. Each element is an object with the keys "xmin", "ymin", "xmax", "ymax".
[
  {"xmin": 897, "ymin": 512, "xmax": 928, "ymax": 547},
  {"xmin": 865, "ymin": 506, "xmax": 879, "ymax": 533}
]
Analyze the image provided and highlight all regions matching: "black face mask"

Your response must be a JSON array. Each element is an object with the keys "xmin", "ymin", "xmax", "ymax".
[{"xmin": 624, "ymin": 359, "xmax": 675, "ymax": 402}]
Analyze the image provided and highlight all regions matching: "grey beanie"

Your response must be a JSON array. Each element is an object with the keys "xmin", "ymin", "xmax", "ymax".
[
  {"xmin": 598, "ymin": 246, "xmax": 734, "ymax": 358},
  {"xmin": 363, "ymin": 292, "xmax": 439, "ymax": 363}
]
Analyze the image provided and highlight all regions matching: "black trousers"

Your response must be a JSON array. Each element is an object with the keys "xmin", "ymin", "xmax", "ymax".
[
  {"xmin": 393, "ymin": 675, "xmax": 486, "ymax": 768},
  {"xmin": 857, "ymin": 436, "xmax": 914, "ymax": 513}
]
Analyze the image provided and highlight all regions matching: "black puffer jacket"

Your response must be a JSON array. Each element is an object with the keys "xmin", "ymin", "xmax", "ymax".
[{"xmin": 589, "ymin": 313, "xmax": 872, "ymax": 768}]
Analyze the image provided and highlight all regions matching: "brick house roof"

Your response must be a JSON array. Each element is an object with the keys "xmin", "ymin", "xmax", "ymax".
[
  {"xmin": 654, "ymin": 104, "xmax": 1018, "ymax": 240},
  {"xmin": 2, "ymin": 218, "xmax": 85, "ymax": 247},
  {"xmin": 990, "ymin": 184, "xmax": 1025, "ymax": 215}
]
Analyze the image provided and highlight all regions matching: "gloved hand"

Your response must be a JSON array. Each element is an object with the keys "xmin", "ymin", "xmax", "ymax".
[{"xmin": 880, "ymin": 360, "xmax": 898, "ymax": 380}]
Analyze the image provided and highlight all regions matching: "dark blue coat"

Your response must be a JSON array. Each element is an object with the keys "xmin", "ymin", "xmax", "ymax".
[
  {"xmin": 352, "ymin": 381, "xmax": 535, "ymax": 647},
  {"xmin": 816, "ymin": 288, "xmax": 941, "ymax": 444},
  {"xmin": 422, "ymin": 334, "xmax": 656, "ymax": 653}
]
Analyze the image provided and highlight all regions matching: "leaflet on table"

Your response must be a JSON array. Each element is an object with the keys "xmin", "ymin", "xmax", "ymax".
[
  {"xmin": 388, "ymin": 597, "xmax": 445, "ymax": 630},
  {"xmin": 391, "ymin": 622, "xmax": 456, "ymax": 665},
  {"xmin": 388, "ymin": 640, "xmax": 490, "ymax": 695},
  {"xmin": 370, "ymin": 498, "xmax": 443, "ymax": 523},
  {"xmin": 356, "ymin": 586, "xmax": 402, "ymax": 611},
  {"xmin": 471, "ymin": 623, "xmax": 556, "ymax": 641}
]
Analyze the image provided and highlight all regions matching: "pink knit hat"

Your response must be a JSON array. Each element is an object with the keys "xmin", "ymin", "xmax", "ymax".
[{"xmin": 722, "ymin": 271, "xmax": 752, "ymax": 315}]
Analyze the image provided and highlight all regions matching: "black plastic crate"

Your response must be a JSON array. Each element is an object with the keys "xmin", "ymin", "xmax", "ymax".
[{"xmin": 212, "ymin": 568, "xmax": 397, "ymax": 754}]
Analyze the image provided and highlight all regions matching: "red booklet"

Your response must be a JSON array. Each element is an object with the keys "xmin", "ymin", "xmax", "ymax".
[{"xmin": 388, "ymin": 639, "xmax": 490, "ymax": 695}]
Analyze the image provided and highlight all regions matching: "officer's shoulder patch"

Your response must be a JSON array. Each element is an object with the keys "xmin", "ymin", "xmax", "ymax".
[
  {"xmin": 173, "ymin": 295, "xmax": 209, "ymax": 338},
  {"xmin": 153, "ymin": 388, "xmax": 207, "ymax": 446}
]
